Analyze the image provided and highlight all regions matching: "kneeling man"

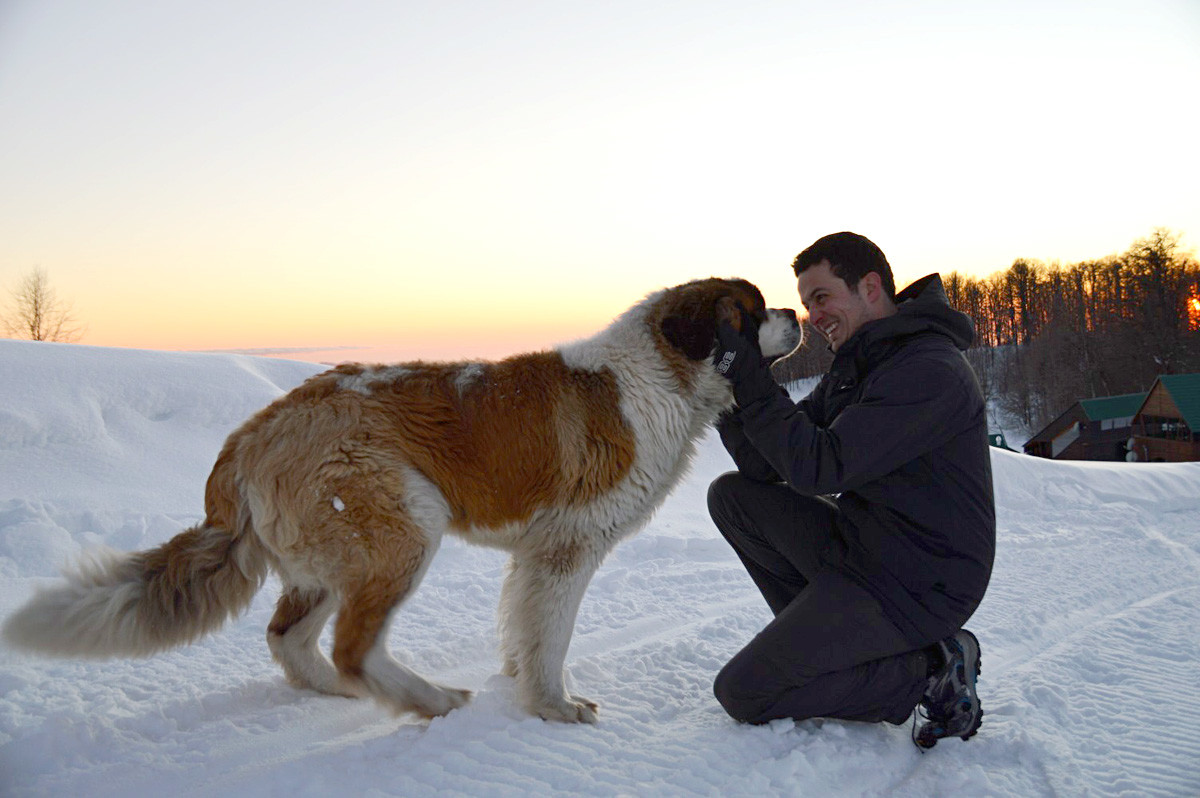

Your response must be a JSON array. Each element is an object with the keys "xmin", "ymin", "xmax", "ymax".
[{"xmin": 709, "ymin": 232, "xmax": 995, "ymax": 749}]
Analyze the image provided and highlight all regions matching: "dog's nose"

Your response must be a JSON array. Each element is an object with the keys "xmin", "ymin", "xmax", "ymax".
[{"xmin": 775, "ymin": 308, "xmax": 799, "ymax": 323}]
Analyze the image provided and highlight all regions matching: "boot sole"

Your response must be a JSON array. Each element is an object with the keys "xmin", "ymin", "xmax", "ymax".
[{"xmin": 959, "ymin": 630, "xmax": 983, "ymax": 740}]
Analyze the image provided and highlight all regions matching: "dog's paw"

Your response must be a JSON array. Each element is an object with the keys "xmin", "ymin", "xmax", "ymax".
[
  {"xmin": 571, "ymin": 694, "xmax": 600, "ymax": 722},
  {"xmin": 281, "ymin": 671, "xmax": 361, "ymax": 700},
  {"xmin": 408, "ymin": 683, "xmax": 472, "ymax": 719},
  {"xmin": 393, "ymin": 681, "xmax": 468, "ymax": 720},
  {"xmin": 534, "ymin": 695, "xmax": 599, "ymax": 724}
]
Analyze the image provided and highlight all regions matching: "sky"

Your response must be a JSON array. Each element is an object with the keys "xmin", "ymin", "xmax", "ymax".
[{"xmin": 1, "ymin": 0, "xmax": 1198, "ymax": 362}]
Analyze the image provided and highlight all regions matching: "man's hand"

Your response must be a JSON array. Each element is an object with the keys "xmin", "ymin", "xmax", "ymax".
[
  {"xmin": 714, "ymin": 314, "xmax": 761, "ymax": 380},
  {"xmin": 714, "ymin": 317, "xmax": 781, "ymax": 408}
]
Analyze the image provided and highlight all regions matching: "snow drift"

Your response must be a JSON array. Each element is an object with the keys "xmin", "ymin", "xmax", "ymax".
[{"xmin": 1, "ymin": 339, "xmax": 1198, "ymax": 797}]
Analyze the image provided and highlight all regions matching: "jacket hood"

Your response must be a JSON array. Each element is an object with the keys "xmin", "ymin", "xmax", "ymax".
[
  {"xmin": 885, "ymin": 273, "xmax": 975, "ymax": 350},
  {"xmin": 836, "ymin": 273, "xmax": 975, "ymax": 369}
]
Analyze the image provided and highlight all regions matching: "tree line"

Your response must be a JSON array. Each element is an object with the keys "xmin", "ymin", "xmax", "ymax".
[{"xmin": 775, "ymin": 228, "xmax": 1200, "ymax": 435}]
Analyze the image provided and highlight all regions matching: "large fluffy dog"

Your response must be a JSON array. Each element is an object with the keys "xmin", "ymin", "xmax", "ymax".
[{"xmin": 4, "ymin": 278, "xmax": 800, "ymax": 723}]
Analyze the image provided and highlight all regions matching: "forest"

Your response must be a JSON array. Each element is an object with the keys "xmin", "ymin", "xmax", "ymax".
[{"xmin": 776, "ymin": 229, "xmax": 1200, "ymax": 436}]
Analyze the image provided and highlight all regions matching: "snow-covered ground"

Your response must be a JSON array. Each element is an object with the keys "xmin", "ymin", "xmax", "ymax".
[{"xmin": 2, "ymin": 339, "xmax": 1198, "ymax": 797}]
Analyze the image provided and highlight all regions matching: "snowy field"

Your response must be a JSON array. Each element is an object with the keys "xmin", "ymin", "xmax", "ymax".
[{"xmin": 2, "ymin": 339, "xmax": 1199, "ymax": 797}]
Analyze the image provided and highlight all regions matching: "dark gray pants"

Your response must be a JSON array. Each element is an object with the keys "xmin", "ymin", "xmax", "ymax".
[{"xmin": 708, "ymin": 472, "xmax": 928, "ymax": 726}]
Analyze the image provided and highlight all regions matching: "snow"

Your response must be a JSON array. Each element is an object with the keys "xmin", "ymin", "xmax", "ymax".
[{"xmin": 2, "ymin": 338, "xmax": 1199, "ymax": 797}]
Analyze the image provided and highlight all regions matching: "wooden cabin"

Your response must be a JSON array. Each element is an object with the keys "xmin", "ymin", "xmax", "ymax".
[
  {"xmin": 1023, "ymin": 392, "xmax": 1146, "ymax": 461},
  {"xmin": 1128, "ymin": 374, "xmax": 1200, "ymax": 462}
]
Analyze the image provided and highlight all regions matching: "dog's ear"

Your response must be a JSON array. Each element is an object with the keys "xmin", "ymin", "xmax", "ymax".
[
  {"xmin": 662, "ymin": 293, "xmax": 749, "ymax": 360},
  {"xmin": 661, "ymin": 315, "xmax": 715, "ymax": 361},
  {"xmin": 715, "ymin": 296, "xmax": 745, "ymax": 332}
]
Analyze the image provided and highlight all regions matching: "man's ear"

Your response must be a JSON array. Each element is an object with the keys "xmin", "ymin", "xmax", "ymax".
[
  {"xmin": 860, "ymin": 271, "xmax": 883, "ymax": 303},
  {"xmin": 661, "ymin": 316, "xmax": 716, "ymax": 361}
]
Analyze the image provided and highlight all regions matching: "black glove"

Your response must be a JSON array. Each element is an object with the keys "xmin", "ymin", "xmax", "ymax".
[{"xmin": 714, "ymin": 317, "xmax": 780, "ymax": 408}]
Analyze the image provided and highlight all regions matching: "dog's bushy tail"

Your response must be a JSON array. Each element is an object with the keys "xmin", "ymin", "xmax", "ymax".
[{"xmin": 3, "ymin": 519, "xmax": 268, "ymax": 658}]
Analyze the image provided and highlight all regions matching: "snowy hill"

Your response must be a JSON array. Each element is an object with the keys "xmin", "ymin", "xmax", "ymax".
[{"xmin": 1, "ymin": 339, "xmax": 1198, "ymax": 797}]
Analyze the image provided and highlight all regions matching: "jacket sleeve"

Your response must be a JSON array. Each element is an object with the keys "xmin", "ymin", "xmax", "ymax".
[
  {"xmin": 715, "ymin": 411, "xmax": 784, "ymax": 482},
  {"xmin": 736, "ymin": 352, "xmax": 977, "ymax": 496}
]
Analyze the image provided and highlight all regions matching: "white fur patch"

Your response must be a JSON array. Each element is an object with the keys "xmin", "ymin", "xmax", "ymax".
[
  {"xmin": 454, "ymin": 363, "xmax": 486, "ymax": 395},
  {"xmin": 758, "ymin": 308, "xmax": 803, "ymax": 359},
  {"xmin": 336, "ymin": 365, "xmax": 412, "ymax": 395}
]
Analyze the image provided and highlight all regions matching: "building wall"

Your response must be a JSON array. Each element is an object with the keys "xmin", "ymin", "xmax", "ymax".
[
  {"xmin": 1024, "ymin": 406, "xmax": 1088, "ymax": 459},
  {"xmin": 1058, "ymin": 423, "xmax": 1136, "ymax": 461},
  {"xmin": 1140, "ymin": 385, "xmax": 1180, "ymax": 418},
  {"xmin": 1131, "ymin": 436, "xmax": 1200, "ymax": 462}
]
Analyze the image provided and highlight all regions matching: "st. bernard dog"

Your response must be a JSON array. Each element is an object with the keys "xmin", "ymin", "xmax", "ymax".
[{"xmin": 4, "ymin": 278, "xmax": 801, "ymax": 723}]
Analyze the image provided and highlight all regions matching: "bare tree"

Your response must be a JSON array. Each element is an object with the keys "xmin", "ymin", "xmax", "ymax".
[{"xmin": 4, "ymin": 267, "xmax": 85, "ymax": 342}]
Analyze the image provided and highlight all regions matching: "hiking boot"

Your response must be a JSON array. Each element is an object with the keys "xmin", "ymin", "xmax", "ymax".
[{"xmin": 913, "ymin": 629, "xmax": 982, "ymax": 750}]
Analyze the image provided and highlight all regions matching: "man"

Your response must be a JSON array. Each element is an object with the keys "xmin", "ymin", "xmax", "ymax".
[{"xmin": 708, "ymin": 231, "xmax": 995, "ymax": 749}]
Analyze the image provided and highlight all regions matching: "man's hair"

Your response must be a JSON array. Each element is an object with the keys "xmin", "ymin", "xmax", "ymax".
[{"xmin": 792, "ymin": 232, "xmax": 896, "ymax": 300}]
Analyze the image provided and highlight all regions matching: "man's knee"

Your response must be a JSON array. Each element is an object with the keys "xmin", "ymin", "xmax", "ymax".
[
  {"xmin": 713, "ymin": 646, "xmax": 807, "ymax": 725},
  {"xmin": 713, "ymin": 656, "xmax": 767, "ymax": 723},
  {"xmin": 707, "ymin": 471, "xmax": 754, "ymax": 538},
  {"xmin": 707, "ymin": 471, "xmax": 741, "ymax": 516}
]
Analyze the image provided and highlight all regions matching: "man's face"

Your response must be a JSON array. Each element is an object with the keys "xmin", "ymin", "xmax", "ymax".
[{"xmin": 797, "ymin": 260, "xmax": 874, "ymax": 353}]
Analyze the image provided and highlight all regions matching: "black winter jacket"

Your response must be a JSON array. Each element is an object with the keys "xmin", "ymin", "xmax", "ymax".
[{"xmin": 718, "ymin": 274, "xmax": 995, "ymax": 644}]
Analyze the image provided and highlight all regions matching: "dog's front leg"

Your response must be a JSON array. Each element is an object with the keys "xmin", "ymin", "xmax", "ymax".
[{"xmin": 498, "ymin": 548, "xmax": 600, "ymax": 723}]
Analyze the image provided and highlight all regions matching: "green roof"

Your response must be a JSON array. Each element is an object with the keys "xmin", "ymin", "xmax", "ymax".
[
  {"xmin": 1154, "ymin": 373, "xmax": 1200, "ymax": 429},
  {"xmin": 1079, "ymin": 392, "xmax": 1146, "ymax": 421}
]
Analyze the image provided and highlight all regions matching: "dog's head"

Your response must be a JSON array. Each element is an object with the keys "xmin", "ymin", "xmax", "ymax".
[{"xmin": 658, "ymin": 277, "xmax": 803, "ymax": 363}]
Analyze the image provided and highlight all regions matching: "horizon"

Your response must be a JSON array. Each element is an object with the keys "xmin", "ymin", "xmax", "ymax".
[{"xmin": 2, "ymin": 1, "xmax": 1198, "ymax": 362}]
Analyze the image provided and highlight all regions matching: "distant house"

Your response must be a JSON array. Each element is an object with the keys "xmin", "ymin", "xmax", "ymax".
[
  {"xmin": 1128, "ymin": 374, "xmax": 1200, "ymax": 462},
  {"xmin": 1023, "ymin": 391, "xmax": 1146, "ymax": 461}
]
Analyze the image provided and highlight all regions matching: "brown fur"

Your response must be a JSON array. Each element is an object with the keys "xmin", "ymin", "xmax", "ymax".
[{"xmin": 267, "ymin": 587, "xmax": 327, "ymax": 638}]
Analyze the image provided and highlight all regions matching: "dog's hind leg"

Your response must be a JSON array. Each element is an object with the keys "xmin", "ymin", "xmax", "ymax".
[
  {"xmin": 267, "ymin": 585, "xmax": 352, "ymax": 697},
  {"xmin": 331, "ymin": 578, "xmax": 471, "ymax": 717},
  {"xmin": 328, "ymin": 526, "xmax": 471, "ymax": 718},
  {"xmin": 500, "ymin": 544, "xmax": 601, "ymax": 723}
]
